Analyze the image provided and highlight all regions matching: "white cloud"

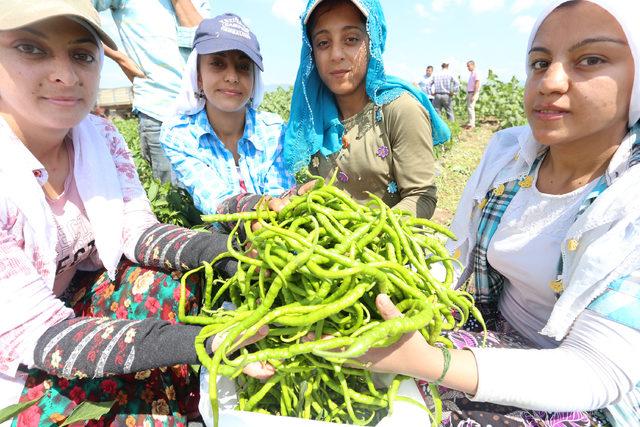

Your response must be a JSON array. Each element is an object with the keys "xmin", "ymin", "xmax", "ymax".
[
  {"xmin": 511, "ymin": 0, "xmax": 535, "ymax": 14},
  {"xmin": 512, "ymin": 15, "xmax": 536, "ymax": 34},
  {"xmin": 431, "ymin": 0, "xmax": 463, "ymax": 13},
  {"xmin": 469, "ymin": 0, "xmax": 504, "ymax": 13},
  {"xmin": 271, "ymin": 0, "xmax": 306, "ymax": 26},
  {"xmin": 415, "ymin": 3, "xmax": 430, "ymax": 18}
]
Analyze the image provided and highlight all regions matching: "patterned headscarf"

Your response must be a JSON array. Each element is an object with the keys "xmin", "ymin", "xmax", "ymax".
[
  {"xmin": 527, "ymin": 0, "xmax": 640, "ymax": 127},
  {"xmin": 283, "ymin": 0, "xmax": 451, "ymax": 172}
]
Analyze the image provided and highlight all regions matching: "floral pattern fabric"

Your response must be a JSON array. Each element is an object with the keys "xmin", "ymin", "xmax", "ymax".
[
  {"xmin": 12, "ymin": 260, "xmax": 201, "ymax": 427},
  {"xmin": 416, "ymin": 312, "xmax": 611, "ymax": 427}
]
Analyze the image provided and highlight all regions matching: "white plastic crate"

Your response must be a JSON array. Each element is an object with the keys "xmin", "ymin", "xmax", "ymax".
[{"xmin": 199, "ymin": 368, "xmax": 431, "ymax": 426}]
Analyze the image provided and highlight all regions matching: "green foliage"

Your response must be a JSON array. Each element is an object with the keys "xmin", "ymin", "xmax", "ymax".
[
  {"xmin": 113, "ymin": 118, "xmax": 203, "ymax": 228},
  {"xmin": 453, "ymin": 69, "xmax": 527, "ymax": 129},
  {"xmin": 259, "ymin": 86, "xmax": 293, "ymax": 120},
  {"xmin": 60, "ymin": 401, "xmax": 115, "ymax": 426},
  {"xmin": 0, "ymin": 396, "xmax": 42, "ymax": 423},
  {"xmin": 434, "ymin": 118, "xmax": 461, "ymax": 159}
]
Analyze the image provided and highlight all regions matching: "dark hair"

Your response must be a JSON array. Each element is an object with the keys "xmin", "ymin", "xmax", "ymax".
[
  {"xmin": 555, "ymin": 0, "xmax": 581, "ymax": 10},
  {"xmin": 307, "ymin": 0, "xmax": 366, "ymax": 41},
  {"xmin": 467, "ymin": 60, "xmax": 475, "ymax": 66},
  {"xmin": 427, "ymin": 65, "xmax": 433, "ymax": 70},
  {"xmin": 441, "ymin": 63, "xmax": 449, "ymax": 68}
]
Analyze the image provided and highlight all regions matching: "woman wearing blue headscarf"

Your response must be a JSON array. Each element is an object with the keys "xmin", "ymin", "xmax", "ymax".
[{"xmin": 283, "ymin": 0, "xmax": 450, "ymax": 219}]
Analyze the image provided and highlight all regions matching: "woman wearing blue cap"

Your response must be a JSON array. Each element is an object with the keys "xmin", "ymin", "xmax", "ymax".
[
  {"xmin": 161, "ymin": 14, "xmax": 294, "ymax": 218},
  {"xmin": 284, "ymin": 0, "xmax": 450, "ymax": 219}
]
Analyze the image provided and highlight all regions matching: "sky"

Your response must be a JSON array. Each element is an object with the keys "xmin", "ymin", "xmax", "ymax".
[{"xmin": 99, "ymin": 0, "xmax": 554, "ymax": 89}]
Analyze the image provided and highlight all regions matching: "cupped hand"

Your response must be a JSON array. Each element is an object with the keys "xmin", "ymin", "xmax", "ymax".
[
  {"xmin": 210, "ymin": 325, "xmax": 275, "ymax": 379},
  {"xmin": 356, "ymin": 294, "xmax": 431, "ymax": 377}
]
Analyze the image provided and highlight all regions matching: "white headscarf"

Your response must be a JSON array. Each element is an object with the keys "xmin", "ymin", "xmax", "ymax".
[
  {"xmin": 526, "ymin": 0, "xmax": 640, "ymax": 127},
  {"xmin": 173, "ymin": 49, "xmax": 265, "ymax": 116}
]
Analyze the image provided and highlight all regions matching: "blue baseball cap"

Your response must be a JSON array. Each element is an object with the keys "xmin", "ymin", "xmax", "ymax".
[{"xmin": 193, "ymin": 13, "xmax": 263, "ymax": 71}]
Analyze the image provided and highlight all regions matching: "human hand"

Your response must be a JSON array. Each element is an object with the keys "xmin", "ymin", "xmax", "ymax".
[
  {"xmin": 250, "ymin": 180, "xmax": 317, "ymax": 232},
  {"xmin": 356, "ymin": 294, "xmax": 431, "ymax": 377},
  {"xmin": 117, "ymin": 54, "xmax": 146, "ymax": 82},
  {"xmin": 210, "ymin": 325, "xmax": 275, "ymax": 379}
]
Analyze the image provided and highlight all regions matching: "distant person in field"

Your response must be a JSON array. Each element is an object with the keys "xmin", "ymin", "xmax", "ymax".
[
  {"xmin": 430, "ymin": 62, "xmax": 459, "ymax": 121},
  {"xmin": 418, "ymin": 65, "xmax": 435, "ymax": 102},
  {"xmin": 93, "ymin": 0, "xmax": 210, "ymax": 184},
  {"xmin": 160, "ymin": 14, "xmax": 294, "ymax": 216},
  {"xmin": 284, "ymin": 0, "xmax": 450, "ymax": 219},
  {"xmin": 465, "ymin": 60, "xmax": 481, "ymax": 129}
]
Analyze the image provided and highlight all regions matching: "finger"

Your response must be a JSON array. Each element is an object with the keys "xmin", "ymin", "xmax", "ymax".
[
  {"xmin": 229, "ymin": 325, "xmax": 269, "ymax": 353},
  {"xmin": 242, "ymin": 361, "xmax": 276, "ymax": 380},
  {"xmin": 251, "ymin": 220, "xmax": 263, "ymax": 232},
  {"xmin": 268, "ymin": 197, "xmax": 289, "ymax": 212},
  {"xmin": 298, "ymin": 180, "xmax": 317, "ymax": 195},
  {"xmin": 375, "ymin": 294, "xmax": 403, "ymax": 320}
]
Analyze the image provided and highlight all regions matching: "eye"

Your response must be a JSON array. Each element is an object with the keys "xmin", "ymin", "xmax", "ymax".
[
  {"xmin": 210, "ymin": 59, "xmax": 225, "ymax": 68},
  {"xmin": 73, "ymin": 52, "xmax": 96, "ymax": 64},
  {"xmin": 530, "ymin": 59, "xmax": 549, "ymax": 71},
  {"xmin": 315, "ymin": 39, "xmax": 329, "ymax": 50},
  {"xmin": 238, "ymin": 62, "xmax": 252, "ymax": 73},
  {"xmin": 15, "ymin": 43, "xmax": 45, "ymax": 55},
  {"xmin": 578, "ymin": 56, "xmax": 605, "ymax": 67},
  {"xmin": 345, "ymin": 36, "xmax": 360, "ymax": 45}
]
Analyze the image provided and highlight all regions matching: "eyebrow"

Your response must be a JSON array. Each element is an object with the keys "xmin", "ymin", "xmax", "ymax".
[
  {"xmin": 528, "ymin": 36, "xmax": 628, "ymax": 55},
  {"xmin": 312, "ymin": 25, "xmax": 366, "ymax": 40},
  {"xmin": 16, "ymin": 27, "xmax": 98, "ymax": 47}
]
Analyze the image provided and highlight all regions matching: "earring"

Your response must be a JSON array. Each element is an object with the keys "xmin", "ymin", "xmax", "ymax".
[
  {"xmin": 248, "ymin": 97, "xmax": 254, "ymax": 106},
  {"xmin": 194, "ymin": 89, "xmax": 205, "ymax": 99}
]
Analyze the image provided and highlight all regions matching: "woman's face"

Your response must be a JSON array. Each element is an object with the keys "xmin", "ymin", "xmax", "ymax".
[
  {"xmin": 0, "ymin": 17, "xmax": 100, "ymax": 132},
  {"xmin": 198, "ymin": 50, "xmax": 254, "ymax": 114},
  {"xmin": 524, "ymin": 1, "xmax": 634, "ymax": 148},
  {"xmin": 310, "ymin": 1, "xmax": 369, "ymax": 100}
]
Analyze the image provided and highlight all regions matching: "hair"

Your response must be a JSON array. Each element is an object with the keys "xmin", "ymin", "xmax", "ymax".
[
  {"xmin": 555, "ymin": 0, "xmax": 581, "ymax": 10},
  {"xmin": 307, "ymin": 0, "xmax": 367, "ymax": 40},
  {"xmin": 427, "ymin": 65, "xmax": 433, "ymax": 70},
  {"xmin": 467, "ymin": 60, "xmax": 475, "ymax": 66},
  {"xmin": 441, "ymin": 63, "xmax": 449, "ymax": 68}
]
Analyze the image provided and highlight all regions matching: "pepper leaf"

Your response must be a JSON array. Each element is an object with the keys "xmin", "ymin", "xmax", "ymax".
[
  {"xmin": 0, "ymin": 396, "xmax": 43, "ymax": 423},
  {"xmin": 60, "ymin": 400, "xmax": 115, "ymax": 426}
]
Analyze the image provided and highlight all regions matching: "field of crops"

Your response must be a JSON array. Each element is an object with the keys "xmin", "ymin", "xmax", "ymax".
[{"xmin": 116, "ymin": 71, "xmax": 524, "ymax": 227}]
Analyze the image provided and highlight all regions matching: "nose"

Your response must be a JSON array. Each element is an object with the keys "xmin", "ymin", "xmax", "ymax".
[
  {"xmin": 224, "ymin": 68, "xmax": 239, "ymax": 84},
  {"xmin": 538, "ymin": 61, "xmax": 570, "ymax": 95},
  {"xmin": 329, "ymin": 43, "xmax": 345, "ymax": 62},
  {"xmin": 48, "ymin": 55, "xmax": 81, "ymax": 87}
]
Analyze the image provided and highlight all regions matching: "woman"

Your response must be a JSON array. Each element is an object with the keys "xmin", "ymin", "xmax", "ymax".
[
  {"xmin": 283, "ymin": 0, "xmax": 450, "ymax": 219},
  {"xmin": 160, "ymin": 13, "xmax": 294, "ymax": 217},
  {"xmin": 0, "ymin": 3, "xmax": 272, "ymax": 425},
  {"xmin": 357, "ymin": 1, "xmax": 640, "ymax": 425}
]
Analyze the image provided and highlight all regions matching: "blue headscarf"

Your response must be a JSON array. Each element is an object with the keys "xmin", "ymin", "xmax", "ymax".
[{"xmin": 283, "ymin": 0, "xmax": 451, "ymax": 173}]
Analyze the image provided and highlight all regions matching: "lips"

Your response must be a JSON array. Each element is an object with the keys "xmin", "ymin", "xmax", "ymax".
[
  {"xmin": 218, "ymin": 88, "xmax": 242, "ymax": 96},
  {"xmin": 42, "ymin": 96, "xmax": 82, "ymax": 107},
  {"xmin": 533, "ymin": 104, "xmax": 569, "ymax": 120},
  {"xmin": 330, "ymin": 69, "xmax": 350, "ymax": 77}
]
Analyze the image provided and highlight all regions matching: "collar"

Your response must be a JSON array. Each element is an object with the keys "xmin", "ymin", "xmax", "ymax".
[
  {"xmin": 0, "ymin": 117, "xmax": 48, "ymax": 186},
  {"xmin": 506, "ymin": 125, "xmax": 637, "ymax": 186},
  {"xmin": 193, "ymin": 107, "xmax": 264, "ymax": 151}
]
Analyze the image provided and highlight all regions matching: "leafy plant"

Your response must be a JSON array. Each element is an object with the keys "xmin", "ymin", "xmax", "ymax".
[
  {"xmin": 453, "ymin": 69, "xmax": 526, "ymax": 129},
  {"xmin": 113, "ymin": 118, "xmax": 203, "ymax": 228},
  {"xmin": 259, "ymin": 86, "xmax": 293, "ymax": 120}
]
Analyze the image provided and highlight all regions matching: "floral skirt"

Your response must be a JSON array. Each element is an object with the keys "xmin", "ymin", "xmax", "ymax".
[
  {"xmin": 13, "ymin": 260, "xmax": 202, "ymax": 427},
  {"xmin": 416, "ymin": 308, "xmax": 611, "ymax": 427}
]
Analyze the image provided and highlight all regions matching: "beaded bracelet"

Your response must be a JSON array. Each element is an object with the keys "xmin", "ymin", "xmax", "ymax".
[{"xmin": 432, "ymin": 346, "xmax": 451, "ymax": 386}]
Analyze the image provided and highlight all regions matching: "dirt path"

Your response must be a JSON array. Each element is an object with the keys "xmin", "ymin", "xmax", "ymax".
[{"xmin": 432, "ymin": 125, "xmax": 495, "ymax": 225}]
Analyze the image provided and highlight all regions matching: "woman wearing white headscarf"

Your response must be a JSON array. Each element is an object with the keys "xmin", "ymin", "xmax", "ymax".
[
  {"xmin": 354, "ymin": 1, "xmax": 640, "ymax": 425},
  {"xmin": 160, "ymin": 13, "xmax": 294, "ymax": 218}
]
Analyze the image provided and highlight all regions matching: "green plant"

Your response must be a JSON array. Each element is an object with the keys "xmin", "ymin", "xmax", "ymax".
[
  {"xmin": 453, "ymin": 69, "xmax": 526, "ymax": 129},
  {"xmin": 113, "ymin": 118, "xmax": 203, "ymax": 228},
  {"xmin": 260, "ymin": 86, "xmax": 293, "ymax": 120}
]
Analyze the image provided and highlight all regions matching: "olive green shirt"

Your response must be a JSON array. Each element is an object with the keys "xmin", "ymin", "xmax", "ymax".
[{"xmin": 310, "ymin": 93, "xmax": 437, "ymax": 218}]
